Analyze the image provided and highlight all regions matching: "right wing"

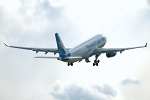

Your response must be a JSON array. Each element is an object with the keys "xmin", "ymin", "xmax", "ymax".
[
  {"xmin": 4, "ymin": 43, "xmax": 70, "ymax": 54},
  {"xmin": 92, "ymin": 43, "xmax": 147, "ymax": 55}
]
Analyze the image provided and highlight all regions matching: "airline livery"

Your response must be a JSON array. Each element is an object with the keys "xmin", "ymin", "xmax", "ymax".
[{"xmin": 4, "ymin": 33, "xmax": 147, "ymax": 66}]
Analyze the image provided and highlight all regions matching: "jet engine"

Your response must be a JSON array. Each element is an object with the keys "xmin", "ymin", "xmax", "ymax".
[{"xmin": 106, "ymin": 52, "xmax": 117, "ymax": 58}]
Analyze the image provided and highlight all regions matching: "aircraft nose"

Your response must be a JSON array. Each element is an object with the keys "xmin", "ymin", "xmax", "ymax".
[{"xmin": 104, "ymin": 37, "xmax": 107, "ymax": 41}]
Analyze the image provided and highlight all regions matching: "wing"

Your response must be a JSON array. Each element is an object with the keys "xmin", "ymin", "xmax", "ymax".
[
  {"xmin": 4, "ymin": 43, "xmax": 70, "ymax": 54},
  {"xmin": 92, "ymin": 43, "xmax": 147, "ymax": 55}
]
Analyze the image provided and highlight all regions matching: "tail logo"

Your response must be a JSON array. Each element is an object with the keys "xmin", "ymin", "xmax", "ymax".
[{"xmin": 59, "ymin": 42, "xmax": 63, "ymax": 50}]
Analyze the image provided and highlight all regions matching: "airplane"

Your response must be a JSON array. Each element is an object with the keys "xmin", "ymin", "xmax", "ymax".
[{"xmin": 4, "ymin": 33, "xmax": 147, "ymax": 66}]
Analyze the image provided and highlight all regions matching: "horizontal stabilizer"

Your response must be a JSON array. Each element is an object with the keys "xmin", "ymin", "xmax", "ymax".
[
  {"xmin": 34, "ymin": 57, "xmax": 58, "ymax": 59},
  {"xmin": 4, "ymin": 43, "xmax": 9, "ymax": 46}
]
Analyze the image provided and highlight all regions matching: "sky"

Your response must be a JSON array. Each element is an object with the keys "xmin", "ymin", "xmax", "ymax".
[{"xmin": 0, "ymin": 0, "xmax": 150, "ymax": 100}]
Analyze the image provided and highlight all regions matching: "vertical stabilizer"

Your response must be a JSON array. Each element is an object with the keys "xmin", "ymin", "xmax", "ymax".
[{"xmin": 55, "ymin": 33, "xmax": 69, "ymax": 58}]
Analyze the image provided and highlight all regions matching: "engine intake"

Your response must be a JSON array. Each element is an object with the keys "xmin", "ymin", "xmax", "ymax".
[{"xmin": 106, "ymin": 52, "xmax": 117, "ymax": 58}]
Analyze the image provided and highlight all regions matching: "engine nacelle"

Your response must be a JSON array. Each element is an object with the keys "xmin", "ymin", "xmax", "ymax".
[{"xmin": 106, "ymin": 52, "xmax": 117, "ymax": 58}]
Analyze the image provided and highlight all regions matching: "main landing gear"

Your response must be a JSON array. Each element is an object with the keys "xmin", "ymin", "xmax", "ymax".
[
  {"xmin": 68, "ymin": 62, "xmax": 73, "ymax": 66},
  {"xmin": 93, "ymin": 54, "xmax": 100, "ymax": 66},
  {"xmin": 93, "ymin": 60, "xmax": 100, "ymax": 66}
]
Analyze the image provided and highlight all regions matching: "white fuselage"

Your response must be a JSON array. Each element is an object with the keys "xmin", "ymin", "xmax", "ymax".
[{"xmin": 65, "ymin": 34, "xmax": 107, "ymax": 62}]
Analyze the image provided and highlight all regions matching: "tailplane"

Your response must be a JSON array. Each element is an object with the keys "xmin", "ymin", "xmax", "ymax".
[{"xmin": 55, "ymin": 33, "xmax": 70, "ymax": 58}]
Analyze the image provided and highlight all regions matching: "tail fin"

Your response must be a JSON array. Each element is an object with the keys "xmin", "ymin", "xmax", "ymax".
[{"xmin": 55, "ymin": 33, "xmax": 70, "ymax": 58}]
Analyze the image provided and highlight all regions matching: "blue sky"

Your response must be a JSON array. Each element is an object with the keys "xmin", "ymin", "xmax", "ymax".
[{"xmin": 0, "ymin": 0, "xmax": 150, "ymax": 100}]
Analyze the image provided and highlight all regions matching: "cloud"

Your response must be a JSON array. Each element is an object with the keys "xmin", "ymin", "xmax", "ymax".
[
  {"xmin": 19, "ymin": 0, "xmax": 63, "ymax": 20},
  {"xmin": 119, "ymin": 51, "xmax": 150, "ymax": 100},
  {"xmin": 18, "ymin": 0, "xmax": 66, "ymax": 34},
  {"xmin": 134, "ymin": 8, "xmax": 150, "ymax": 37},
  {"xmin": 50, "ymin": 83, "xmax": 116, "ymax": 100},
  {"xmin": 93, "ymin": 84, "xmax": 117, "ymax": 97},
  {"xmin": 121, "ymin": 79, "xmax": 140, "ymax": 86},
  {"xmin": 0, "ymin": 0, "xmax": 72, "ymax": 46},
  {"xmin": 148, "ymin": 0, "xmax": 150, "ymax": 5}
]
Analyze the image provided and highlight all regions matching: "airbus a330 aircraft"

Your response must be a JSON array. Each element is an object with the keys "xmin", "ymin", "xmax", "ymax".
[{"xmin": 4, "ymin": 33, "xmax": 147, "ymax": 66}]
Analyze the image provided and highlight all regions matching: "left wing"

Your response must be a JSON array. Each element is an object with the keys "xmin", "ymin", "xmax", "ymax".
[
  {"xmin": 92, "ymin": 43, "xmax": 147, "ymax": 55},
  {"xmin": 4, "ymin": 43, "xmax": 70, "ymax": 54}
]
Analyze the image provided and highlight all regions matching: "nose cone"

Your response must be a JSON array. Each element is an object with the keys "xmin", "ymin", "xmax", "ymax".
[
  {"xmin": 101, "ymin": 34, "xmax": 107, "ymax": 41},
  {"xmin": 102, "ymin": 35, "xmax": 107, "ymax": 47},
  {"xmin": 104, "ymin": 37, "xmax": 107, "ymax": 42}
]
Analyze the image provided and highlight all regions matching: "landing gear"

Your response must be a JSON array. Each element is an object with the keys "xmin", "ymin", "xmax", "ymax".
[
  {"xmin": 93, "ymin": 54, "xmax": 100, "ymax": 66},
  {"xmin": 68, "ymin": 62, "xmax": 73, "ymax": 66},
  {"xmin": 93, "ymin": 60, "xmax": 100, "ymax": 66},
  {"xmin": 94, "ymin": 60, "xmax": 100, "ymax": 63}
]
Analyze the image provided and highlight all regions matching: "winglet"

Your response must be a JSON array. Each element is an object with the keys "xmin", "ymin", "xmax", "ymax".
[
  {"xmin": 4, "ymin": 43, "xmax": 9, "ymax": 47},
  {"xmin": 145, "ymin": 43, "xmax": 147, "ymax": 47}
]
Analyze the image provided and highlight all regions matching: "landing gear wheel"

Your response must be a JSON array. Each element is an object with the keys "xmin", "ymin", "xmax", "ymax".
[
  {"xmin": 96, "ymin": 63, "xmax": 98, "ymax": 66},
  {"xmin": 68, "ymin": 63, "xmax": 73, "ymax": 66},
  {"xmin": 93, "ymin": 60, "xmax": 100, "ymax": 66},
  {"xmin": 68, "ymin": 63, "xmax": 70, "ymax": 66},
  {"xmin": 93, "ymin": 63, "xmax": 95, "ymax": 66}
]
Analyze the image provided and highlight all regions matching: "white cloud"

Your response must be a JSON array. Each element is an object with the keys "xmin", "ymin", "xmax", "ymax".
[
  {"xmin": 121, "ymin": 79, "xmax": 140, "ymax": 86},
  {"xmin": 120, "ymin": 51, "xmax": 150, "ymax": 100},
  {"xmin": 147, "ymin": 0, "xmax": 150, "ymax": 5},
  {"xmin": 50, "ymin": 83, "xmax": 116, "ymax": 100},
  {"xmin": 93, "ymin": 84, "xmax": 117, "ymax": 97}
]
